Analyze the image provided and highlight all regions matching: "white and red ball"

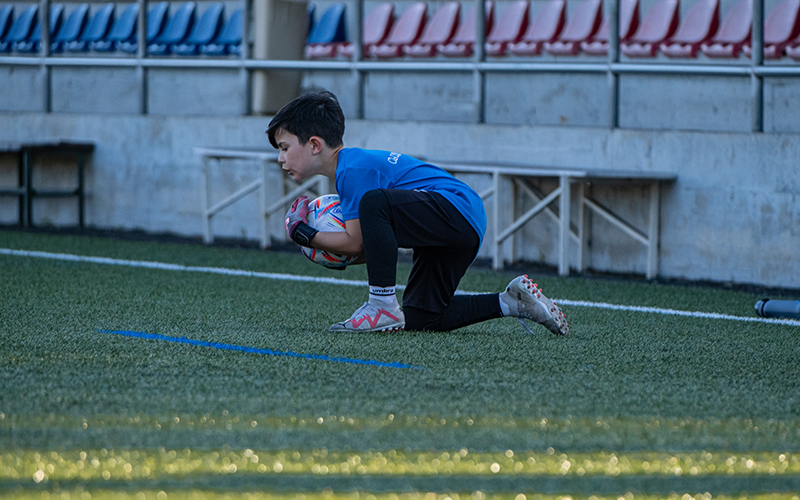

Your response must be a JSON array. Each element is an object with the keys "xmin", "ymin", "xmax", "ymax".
[{"xmin": 300, "ymin": 194, "xmax": 358, "ymax": 269}]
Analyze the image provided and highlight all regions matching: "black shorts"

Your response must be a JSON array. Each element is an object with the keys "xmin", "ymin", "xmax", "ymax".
[{"xmin": 379, "ymin": 189, "xmax": 481, "ymax": 314}]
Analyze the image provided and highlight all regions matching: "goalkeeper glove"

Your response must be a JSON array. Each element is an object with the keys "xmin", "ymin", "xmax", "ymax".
[{"xmin": 285, "ymin": 196, "xmax": 318, "ymax": 247}]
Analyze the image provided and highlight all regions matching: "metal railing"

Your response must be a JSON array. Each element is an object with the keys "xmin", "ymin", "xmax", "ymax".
[{"xmin": 2, "ymin": 0, "xmax": 799, "ymax": 130}]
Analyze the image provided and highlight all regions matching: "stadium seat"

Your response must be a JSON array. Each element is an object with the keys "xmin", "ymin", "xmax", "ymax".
[
  {"xmin": 66, "ymin": 3, "xmax": 114, "ymax": 52},
  {"xmin": 580, "ymin": 0, "xmax": 640, "ymax": 55},
  {"xmin": 438, "ymin": 1, "xmax": 495, "ymax": 57},
  {"xmin": 370, "ymin": 2, "xmax": 427, "ymax": 58},
  {"xmin": 786, "ymin": 26, "xmax": 800, "ymax": 59},
  {"xmin": 337, "ymin": 2, "xmax": 394, "ymax": 57},
  {"xmin": 148, "ymin": 1, "xmax": 195, "ymax": 55},
  {"xmin": 171, "ymin": 2, "xmax": 223, "ymax": 55},
  {"xmin": 507, "ymin": 0, "xmax": 567, "ymax": 56},
  {"xmin": 50, "ymin": 3, "xmax": 89, "ymax": 53},
  {"xmin": 404, "ymin": 1, "xmax": 461, "ymax": 57},
  {"xmin": 699, "ymin": 0, "xmax": 750, "ymax": 57},
  {"xmin": 484, "ymin": 0, "xmax": 529, "ymax": 56},
  {"xmin": 0, "ymin": 4, "xmax": 13, "ymax": 46},
  {"xmin": 4, "ymin": 4, "xmax": 39, "ymax": 52},
  {"xmin": 117, "ymin": 2, "xmax": 169, "ymax": 53},
  {"xmin": 305, "ymin": 3, "xmax": 347, "ymax": 59},
  {"xmin": 543, "ymin": 0, "xmax": 603, "ymax": 55},
  {"xmin": 620, "ymin": 0, "xmax": 680, "ymax": 57},
  {"xmin": 14, "ymin": 4, "xmax": 63, "ymax": 53},
  {"xmin": 742, "ymin": 0, "xmax": 800, "ymax": 58},
  {"xmin": 199, "ymin": 7, "xmax": 242, "ymax": 56},
  {"xmin": 660, "ymin": 0, "xmax": 720, "ymax": 57},
  {"xmin": 90, "ymin": 3, "xmax": 135, "ymax": 52}
]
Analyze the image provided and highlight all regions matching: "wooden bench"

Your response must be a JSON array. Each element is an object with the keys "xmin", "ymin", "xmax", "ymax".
[
  {"xmin": 0, "ymin": 141, "xmax": 94, "ymax": 227},
  {"xmin": 195, "ymin": 146, "xmax": 677, "ymax": 278},
  {"xmin": 437, "ymin": 162, "xmax": 677, "ymax": 278}
]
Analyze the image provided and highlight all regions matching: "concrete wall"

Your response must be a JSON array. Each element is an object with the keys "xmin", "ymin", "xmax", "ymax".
[{"xmin": 1, "ymin": 113, "xmax": 798, "ymax": 289}]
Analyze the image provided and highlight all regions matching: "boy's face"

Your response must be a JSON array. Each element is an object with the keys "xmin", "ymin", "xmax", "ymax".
[{"xmin": 274, "ymin": 129, "xmax": 318, "ymax": 182}]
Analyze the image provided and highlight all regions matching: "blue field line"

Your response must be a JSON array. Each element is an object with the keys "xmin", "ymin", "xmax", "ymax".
[{"xmin": 97, "ymin": 329, "xmax": 423, "ymax": 369}]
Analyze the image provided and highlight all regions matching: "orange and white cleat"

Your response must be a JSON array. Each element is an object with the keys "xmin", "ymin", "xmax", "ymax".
[
  {"xmin": 500, "ymin": 275, "xmax": 569, "ymax": 335},
  {"xmin": 329, "ymin": 302, "xmax": 405, "ymax": 332}
]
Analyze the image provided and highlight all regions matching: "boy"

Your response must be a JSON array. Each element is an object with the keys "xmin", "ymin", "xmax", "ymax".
[{"xmin": 268, "ymin": 90, "xmax": 568, "ymax": 335}]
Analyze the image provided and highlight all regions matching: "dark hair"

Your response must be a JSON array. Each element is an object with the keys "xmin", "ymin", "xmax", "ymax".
[{"xmin": 267, "ymin": 90, "xmax": 345, "ymax": 149}]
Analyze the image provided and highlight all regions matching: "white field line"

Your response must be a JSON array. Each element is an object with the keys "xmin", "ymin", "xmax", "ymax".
[{"xmin": 3, "ymin": 247, "xmax": 800, "ymax": 327}]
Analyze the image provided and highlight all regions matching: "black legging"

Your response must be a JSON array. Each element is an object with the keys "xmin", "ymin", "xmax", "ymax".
[{"xmin": 358, "ymin": 189, "xmax": 502, "ymax": 331}]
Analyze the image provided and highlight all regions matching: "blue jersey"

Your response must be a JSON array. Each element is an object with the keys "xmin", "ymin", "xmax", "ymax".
[{"xmin": 334, "ymin": 148, "xmax": 487, "ymax": 244}]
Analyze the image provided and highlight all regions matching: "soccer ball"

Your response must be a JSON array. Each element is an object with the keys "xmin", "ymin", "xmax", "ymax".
[{"xmin": 300, "ymin": 194, "xmax": 359, "ymax": 269}]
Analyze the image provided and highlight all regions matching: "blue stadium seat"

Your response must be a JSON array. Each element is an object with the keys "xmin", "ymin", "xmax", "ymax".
[
  {"xmin": 117, "ymin": 1, "xmax": 169, "ymax": 53},
  {"xmin": 14, "ymin": 4, "xmax": 63, "ymax": 53},
  {"xmin": 67, "ymin": 3, "xmax": 114, "ymax": 52},
  {"xmin": 91, "ymin": 3, "xmax": 136, "ymax": 52},
  {"xmin": 0, "ymin": 4, "xmax": 14, "ymax": 46},
  {"xmin": 305, "ymin": 3, "xmax": 347, "ymax": 58},
  {"xmin": 148, "ymin": 1, "xmax": 195, "ymax": 55},
  {"xmin": 171, "ymin": 2, "xmax": 223, "ymax": 55},
  {"xmin": 199, "ymin": 8, "xmax": 241, "ymax": 56},
  {"xmin": 1, "ymin": 5, "xmax": 37, "ymax": 52},
  {"xmin": 50, "ymin": 3, "xmax": 89, "ymax": 53}
]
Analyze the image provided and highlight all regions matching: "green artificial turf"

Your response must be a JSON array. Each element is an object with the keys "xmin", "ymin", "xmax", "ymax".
[{"xmin": 1, "ymin": 229, "xmax": 799, "ymax": 498}]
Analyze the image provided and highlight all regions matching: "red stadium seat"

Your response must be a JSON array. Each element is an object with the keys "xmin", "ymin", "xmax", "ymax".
[
  {"xmin": 438, "ymin": 1, "xmax": 494, "ymax": 57},
  {"xmin": 660, "ymin": 0, "xmax": 720, "ymax": 58},
  {"xmin": 699, "ymin": 0, "xmax": 751, "ymax": 57},
  {"xmin": 484, "ymin": 0, "xmax": 530, "ymax": 56},
  {"xmin": 337, "ymin": 2, "xmax": 394, "ymax": 58},
  {"xmin": 580, "ymin": 0, "xmax": 640, "ymax": 55},
  {"xmin": 507, "ymin": 0, "xmax": 566, "ymax": 56},
  {"xmin": 404, "ymin": 1, "xmax": 461, "ymax": 57},
  {"xmin": 370, "ymin": 2, "xmax": 427, "ymax": 58},
  {"xmin": 620, "ymin": 0, "xmax": 680, "ymax": 57},
  {"xmin": 742, "ymin": 0, "xmax": 800, "ymax": 58},
  {"xmin": 543, "ymin": 0, "xmax": 603, "ymax": 55},
  {"xmin": 786, "ymin": 26, "xmax": 800, "ymax": 59}
]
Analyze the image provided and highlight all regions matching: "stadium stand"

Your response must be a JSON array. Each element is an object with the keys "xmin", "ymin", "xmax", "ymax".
[
  {"xmin": 66, "ymin": 3, "xmax": 114, "ymax": 52},
  {"xmin": 50, "ymin": 3, "xmax": 89, "ymax": 53},
  {"xmin": 117, "ymin": 2, "xmax": 169, "ymax": 53},
  {"xmin": 14, "ymin": 4, "xmax": 63, "ymax": 53},
  {"xmin": 369, "ymin": 1, "xmax": 427, "ymax": 58},
  {"xmin": 543, "ymin": 0, "xmax": 602, "ymax": 55},
  {"xmin": 660, "ymin": 0, "xmax": 720, "ymax": 57},
  {"xmin": 337, "ymin": 2, "xmax": 394, "ymax": 57},
  {"xmin": 787, "ymin": 26, "xmax": 800, "ymax": 59},
  {"xmin": 199, "ymin": 7, "xmax": 242, "ymax": 55},
  {"xmin": 305, "ymin": 3, "xmax": 347, "ymax": 58},
  {"xmin": 0, "ymin": 4, "xmax": 13, "ymax": 45},
  {"xmin": 148, "ymin": 1, "xmax": 195, "ymax": 55},
  {"xmin": 403, "ymin": 0, "xmax": 460, "ymax": 57},
  {"xmin": 620, "ymin": 0, "xmax": 680, "ymax": 57},
  {"xmin": 742, "ymin": 0, "xmax": 800, "ymax": 58},
  {"xmin": 699, "ymin": 0, "xmax": 750, "ymax": 57},
  {"xmin": 507, "ymin": 0, "xmax": 566, "ymax": 56},
  {"xmin": 484, "ymin": 0, "xmax": 529, "ymax": 56},
  {"xmin": 580, "ymin": 0, "xmax": 640, "ymax": 55},
  {"xmin": 171, "ymin": 2, "xmax": 223, "ymax": 55},
  {"xmin": 438, "ymin": 1, "xmax": 494, "ymax": 56}
]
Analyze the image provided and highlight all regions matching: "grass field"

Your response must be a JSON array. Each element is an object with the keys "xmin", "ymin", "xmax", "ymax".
[{"xmin": 2, "ymin": 229, "xmax": 800, "ymax": 499}]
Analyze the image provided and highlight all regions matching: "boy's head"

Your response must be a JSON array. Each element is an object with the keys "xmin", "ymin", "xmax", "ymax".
[{"xmin": 267, "ymin": 90, "xmax": 345, "ymax": 149}]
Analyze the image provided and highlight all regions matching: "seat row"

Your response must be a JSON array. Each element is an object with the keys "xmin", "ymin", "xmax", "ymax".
[
  {"xmin": 0, "ymin": 2, "xmax": 242, "ymax": 55},
  {"xmin": 305, "ymin": 0, "xmax": 800, "ymax": 60}
]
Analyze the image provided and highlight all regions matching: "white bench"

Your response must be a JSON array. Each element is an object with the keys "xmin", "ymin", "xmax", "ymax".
[
  {"xmin": 196, "ymin": 147, "xmax": 677, "ymax": 278},
  {"xmin": 437, "ymin": 162, "xmax": 677, "ymax": 278}
]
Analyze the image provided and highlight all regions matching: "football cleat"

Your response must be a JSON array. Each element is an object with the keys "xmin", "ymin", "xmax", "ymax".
[
  {"xmin": 500, "ymin": 275, "xmax": 569, "ymax": 335},
  {"xmin": 329, "ymin": 302, "xmax": 405, "ymax": 332}
]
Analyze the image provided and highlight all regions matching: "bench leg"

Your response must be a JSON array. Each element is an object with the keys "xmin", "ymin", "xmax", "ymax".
[{"xmin": 558, "ymin": 175, "xmax": 571, "ymax": 276}]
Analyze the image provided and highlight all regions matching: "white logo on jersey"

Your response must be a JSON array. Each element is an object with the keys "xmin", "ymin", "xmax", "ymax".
[{"xmin": 387, "ymin": 152, "xmax": 401, "ymax": 164}]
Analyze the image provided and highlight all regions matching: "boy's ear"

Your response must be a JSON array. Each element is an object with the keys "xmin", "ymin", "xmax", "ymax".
[{"xmin": 308, "ymin": 136, "xmax": 325, "ymax": 154}]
